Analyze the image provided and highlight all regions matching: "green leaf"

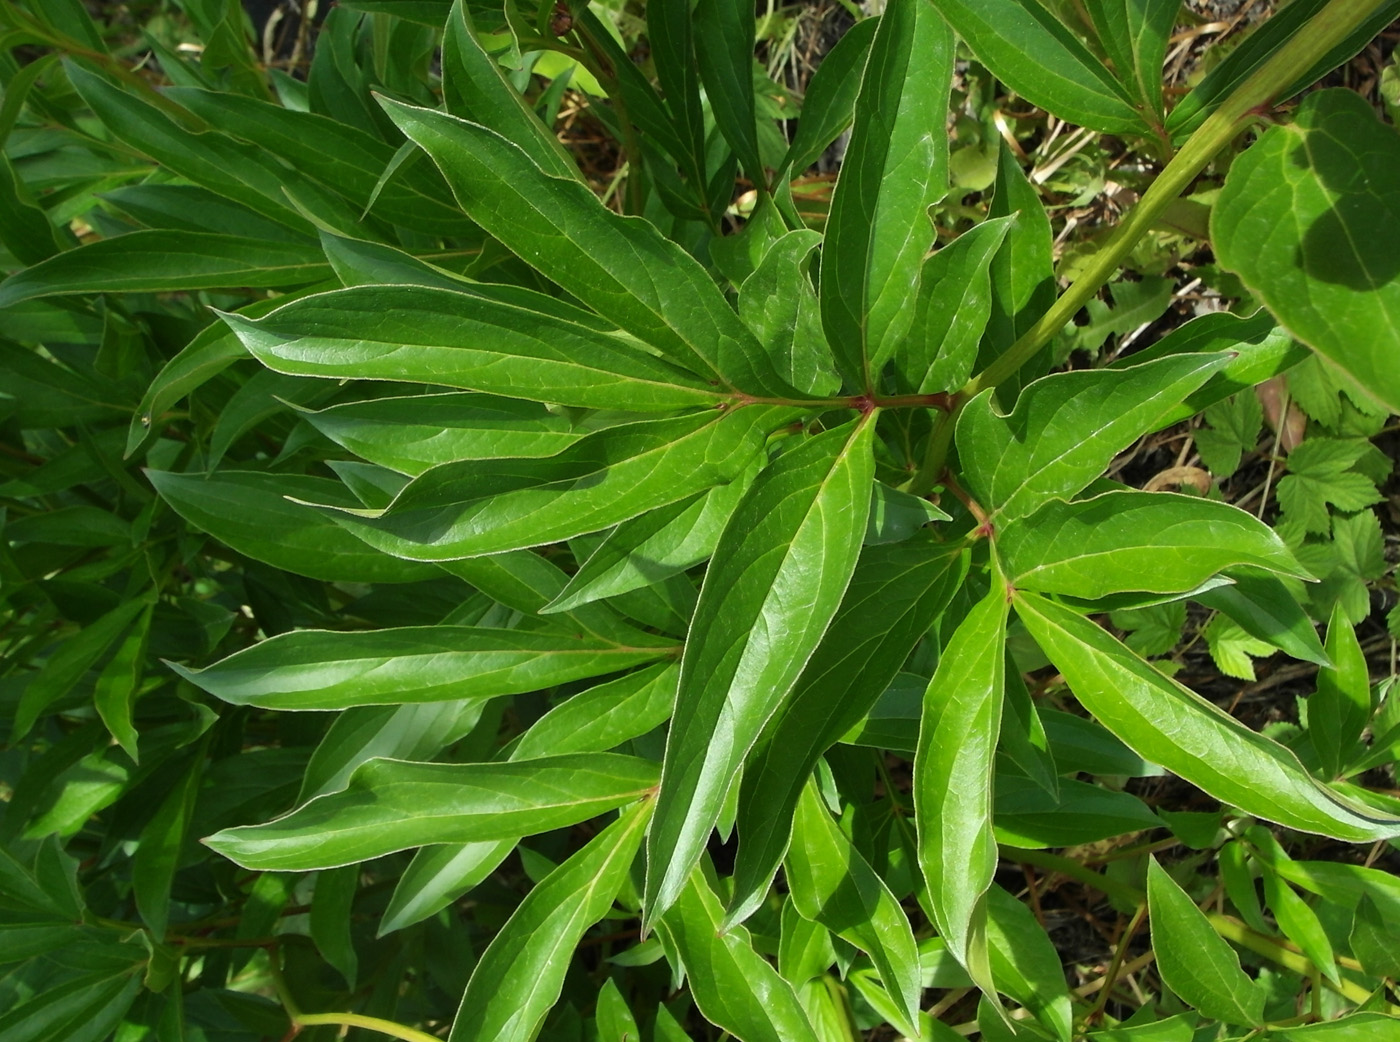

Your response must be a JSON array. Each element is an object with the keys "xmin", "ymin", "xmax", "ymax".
[
  {"xmin": 1260, "ymin": 869, "xmax": 1338, "ymax": 985},
  {"xmin": 203, "ymin": 753, "xmax": 659, "ymax": 871},
  {"xmin": 510, "ymin": 663, "xmax": 679, "ymax": 761},
  {"xmin": 1084, "ymin": 0, "xmax": 1177, "ymax": 118},
  {"xmin": 221, "ymin": 285, "xmax": 725, "ymax": 412},
  {"xmin": 439, "ymin": 0, "xmax": 579, "ymax": 180},
  {"xmin": 314, "ymin": 409, "xmax": 773, "ymax": 562},
  {"xmin": 928, "ymin": 0, "xmax": 1145, "ymax": 132},
  {"xmin": 956, "ymin": 353, "xmax": 1231, "ymax": 522},
  {"xmin": 731, "ymin": 538, "xmax": 967, "ymax": 917},
  {"xmin": 781, "ymin": 18, "xmax": 877, "ymax": 176},
  {"xmin": 12, "ymin": 597, "xmax": 148, "ymax": 741},
  {"xmin": 379, "ymin": 840, "xmax": 514, "ymax": 935},
  {"xmin": 984, "ymin": 885, "xmax": 1073, "ymax": 1042},
  {"xmin": 1195, "ymin": 392, "xmax": 1263, "ymax": 480},
  {"xmin": 0, "ymin": 231, "xmax": 328, "ymax": 307},
  {"xmin": 161, "ymin": 85, "xmax": 472, "ymax": 235},
  {"xmin": 646, "ymin": 416, "xmax": 877, "ymax": 923},
  {"xmin": 820, "ymin": 0, "xmax": 953, "ymax": 388},
  {"xmin": 299, "ymin": 700, "xmax": 488, "ymax": 801},
  {"xmin": 595, "ymin": 978, "xmax": 641, "ymax": 1042},
  {"xmin": 146, "ymin": 470, "xmax": 443, "ymax": 584},
  {"xmin": 1275, "ymin": 438, "xmax": 1383, "ymax": 535},
  {"xmin": 379, "ymin": 97, "xmax": 795, "ymax": 396},
  {"xmin": 914, "ymin": 580, "xmax": 1007, "ymax": 998},
  {"xmin": 1197, "ymin": 571, "xmax": 1329, "ymax": 668},
  {"xmin": 449, "ymin": 802, "xmax": 649, "ymax": 1042},
  {"xmin": 1202, "ymin": 615, "xmax": 1276, "ymax": 682},
  {"xmin": 738, "ymin": 230, "xmax": 840, "ymax": 398},
  {"xmin": 1348, "ymin": 893, "xmax": 1400, "ymax": 978},
  {"xmin": 1213, "ymin": 89, "xmax": 1400, "ymax": 414},
  {"xmin": 1146, "ymin": 858, "xmax": 1265, "ymax": 1026},
  {"xmin": 299, "ymin": 393, "xmax": 587, "ymax": 477},
  {"xmin": 169, "ymin": 625, "xmax": 671, "ymax": 711},
  {"xmin": 787, "ymin": 782, "xmax": 922, "ymax": 1038},
  {"xmin": 131, "ymin": 755, "xmax": 200, "ymax": 940},
  {"xmin": 899, "ymin": 215, "xmax": 1014, "ymax": 394},
  {"xmin": 653, "ymin": 867, "xmax": 819, "ymax": 1042},
  {"xmin": 999, "ymin": 491, "xmax": 1306, "ymax": 599},
  {"xmin": 1311, "ymin": 605, "xmax": 1372, "ymax": 779},
  {"xmin": 310, "ymin": 864, "xmax": 359, "ymax": 988},
  {"xmin": 1267, "ymin": 1014, "xmax": 1400, "ymax": 1041},
  {"xmin": 694, "ymin": 0, "xmax": 760, "ymax": 181},
  {"xmin": 0, "ymin": 967, "xmax": 143, "ymax": 1042},
  {"xmin": 1016, "ymin": 592, "xmax": 1400, "ymax": 842},
  {"xmin": 545, "ymin": 477, "xmax": 753, "ymax": 613},
  {"xmin": 993, "ymin": 775, "xmax": 1160, "ymax": 849}
]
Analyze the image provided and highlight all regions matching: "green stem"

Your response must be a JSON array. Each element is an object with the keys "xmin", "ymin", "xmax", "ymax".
[
  {"xmin": 293, "ymin": 1013, "xmax": 444, "ymax": 1042},
  {"xmin": 964, "ymin": 0, "xmax": 1389, "ymax": 399}
]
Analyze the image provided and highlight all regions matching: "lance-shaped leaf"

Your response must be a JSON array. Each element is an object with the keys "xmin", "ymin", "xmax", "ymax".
[
  {"xmin": 511, "ymin": 663, "xmax": 679, "ymax": 761},
  {"xmin": 545, "ymin": 476, "xmax": 754, "ymax": 613},
  {"xmin": 787, "ymin": 782, "xmax": 922, "ymax": 1039},
  {"xmin": 999, "ymin": 491, "xmax": 1308, "ymax": 600},
  {"xmin": 899, "ymin": 214, "xmax": 1014, "ymax": 394},
  {"xmin": 1016, "ymin": 592, "xmax": 1400, "ymax": 842},
  {"xmin": 146, "ymin": 470, "xmax": 443, "ymax": 584},
  {"xmin": 914, "ymin": 581, "xmax": 1008, "ymax": 999},
  {"xmin": 1310, "ymin": 606, "xmax": 1372, "ymax": 780},
  {"xmin": 379, "ymin": 96, "xmax": 794, "ymax": 396},
  {"xmin": 380, "ymin": 839, "xmax": 514, "ymax": 935},
  {"xmin": 738, "ymin": 230, "xmax": 840, "ymax": 398},
  {"xmin": 729, "ymin": 537, "xmax": 967, "ymax": 918},
  {"xmin": 820, "ymin": 0, "xmax": 953, "ymax": 388},
  {"xmin": 162, "ymin": 85, "xmax": 472, "ymax": 235},
  {"xmin": 313, "ymin": 409, "xmax": 774, "ymax": 562},
  {"xmin": 169, "ymin": 625, "xmax": 673, "ymax": 711},
  {"xmin": 1213, "ymin": 89, "xmax": 1400, "ymax": 415},
  {"xmin": 220, "ymin": 285, "xmax": 724, "ymax": 412},
  {"xmin": 956, "ymin": 353, "xmax": 1230, "ymax": 523},
  {"xmin": 1147, "ymin": 858, "xmax": 1265, "ymax": 1026},
  {"xmin": 781, "ymin": 18, "xmax": 878, "ymax": 176},
  {"xmin": 449, "ymin": 801, "xmax": 650, "ymax": 1042},
  {"xmin": 0, "ymin": 231, "xmax": 328, "ymax": 308},
  {"xmin": 1084, "ymin": 0, "xmax": 1178, "ymax": 119},
  {"xmin": 440, "ymin": 0, "xmax": 579, "ymax": 180},
  {"xmin": 694, "ymin": 0, "xmax": 761, "ymax": 181},
  {"xmin": 645, "ymin": 415, "xmax": 877, "ymax": 924},
  {"xmin": 928, "ymin": 0, "xmax": 1145, "ymax": 133},
  {"xmin": 204, "ymin": 753, "xmax": 660, "ymax": 871},
  {"xmin": 299, "ymin": 393, "xmax": 586, "ymax": 477},
  {"xmin": 653, "ymin": 868, "xmax": 819, "ymax": 1042}
]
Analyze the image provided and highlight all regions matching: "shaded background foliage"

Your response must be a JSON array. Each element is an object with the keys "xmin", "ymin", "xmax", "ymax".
[{"xmin": 1, "ymin": 1, "xmax": 1400, "ymax": 1041}]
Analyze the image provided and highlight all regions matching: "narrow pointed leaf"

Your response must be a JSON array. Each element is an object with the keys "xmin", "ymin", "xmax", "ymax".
[
  {"xmin": 646, "ymin": 416, "xmax": 877, "ymax": 923},
  {"xmin": 379, "ymin": 97, "xmax": 793, "ymax": 395},
  {"xmin": 900, "ymin": 215, "xmax": 1014, "ymax": 394},
  {"xmin": 1213, "ymin": 89, "xmax": 1400, "ymax": 413},
  {"xmin": 999, "ymin": 491, "xmax": 1308, "ymax": 599},
  {"xmin": 380, "ymin": 839, "xmax": 514, "ymax": 936},
  {"xmin": 738, "ymin": 230, "xmax": 840, "ymax": 397},
  {"xmin": 781, "ymin": 18, "xmax": 878, "ymax": 175},
  {"xmin": 984, "ymin": 885, "xmax": 1074, "ymax": 1042},
  {"xmin": 511, "ymin": 663, "xmax": 679, "ymax": 761},
  {"xmin": 0, "ymin": 232, "xmax": 328, "ymax": 307},
  {"xmin": 731, "ymin": 538, "xmax": 967, "ymax": 916},
  {"xmin": 956, "ymin": 353, "xmax": 1231, "ymax": 522},
  {"xmin": 1016, "ymin": 592, "xmax": 1400, "ymax": 841},
  {"xmin": 449, "ymin": 802, "xmax": 650, "ymax": 1042},
  {"xmin": 204, "ymin": 753, "xmax": 659, "ymax": 870},
  {"xmin": 440, "ymin": 0, "xmax": 580, "ymax": 180},
  {"xmin": 169, "ymin": 625, "xmax": 672, "ymax": 711},
  {"xmin": 694, "ymin": 0, "xmax": 761, "ymax": 180},
  {"xmin": 653, "ymin": 869, "xmax": 819, "ymax": 1042},
  {"xmin": 1196, "ymin": 571, "xmax": 1330, "ymax": 669},
  {"xmin": 914, "ymin": 581, "xmax": 1008, "ymax": 996},
  {"xmin": 300, "ymin": 393, "xmax": 586, "ymax": 477},
  {"xmin": 787, "ymin": 782, "xmax": 922, "ymax": 1038},
  {"xmin": 1310, "ymin": 605, "xmax": 1372, "ymax": 779},
  {"xmin": 316, "ymin": 409, "xmax": 773, "ymax": 561},
  {"xmin": 1147, "ymin": 858, "xmax": 1265, "ymax": 1026},
  {"xmin": 928, "ymin": 0, "xmax": 1145, "ymax": 133},
  {"xmin": 821, "ymin": 0, "xmax": 953, "ymax": 387},
  {"xmin": 546, "ymin": 478, "xmax": 753, "ymax": 613},
  {"xmin": 146, "ymin": 470, "xmax": 443, "ymax": 584},
  {"xmin": 221, "ymin": 285, "xmax": 725, "ymax": 411},
  {"xmin": 1084, "ymin": 0, "xmax": 1177, "ymax": 118}
]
